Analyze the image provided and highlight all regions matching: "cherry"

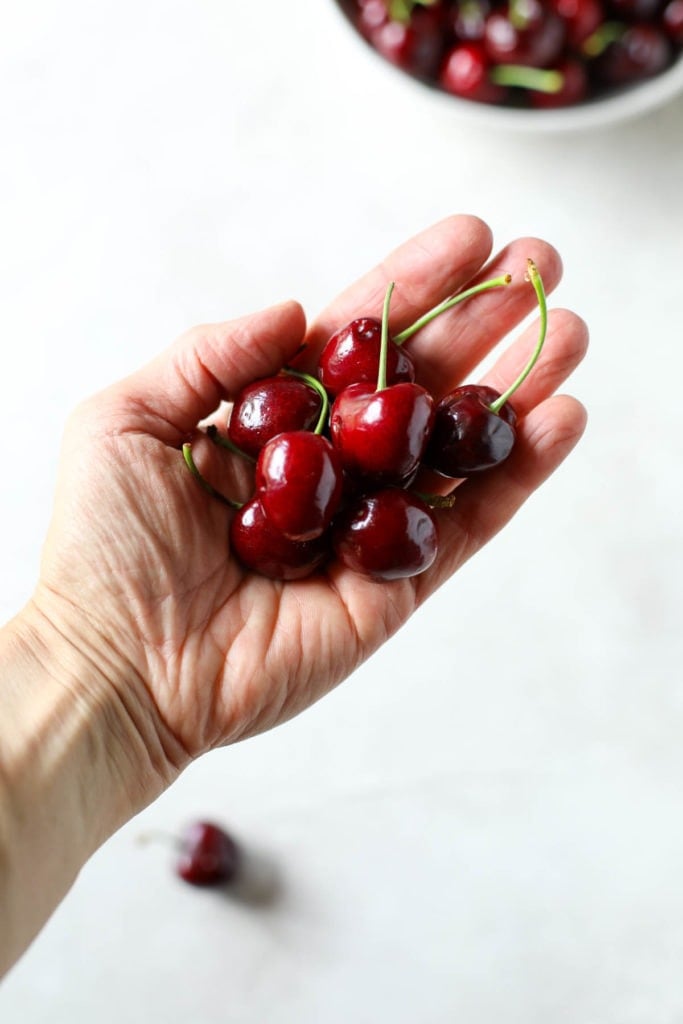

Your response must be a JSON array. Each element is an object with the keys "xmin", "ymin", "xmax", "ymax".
[
  {"xmin": 449, "ymin": 0, "xmax": 492, "ymax": 41},
  {"xmin": 330, "ymin": 283, "xmax": 435, "ymax": 486},
  {"xmin": 230, "ymin": 497, "xmax": 329, "ymax": 579},
  {"xmin": 227, "ymin": 371, "xmax": 322, "ymax": 459},
  {"xmin": 371, "ymin": 5, "xmax": 447, "ymax": 77},
  {"xmin": 318, "ymin": 274, "xmax": 510, "ymax": 396},
  {"xmin": 663, "ymin": 0, "xmax": 683, "ymax": 42},
  {"xmin": 332, "ymin": 487, "xmax": 439, "ymax": 580},
  {"xmin": 318, "ymin": 317, "xmax": 416, "ymax": 398},
  {"xmin": 439, "ymin": 41, "xmax": 511, "ymax": 100},
  {"xmin": 663, "ymin": 0, "xmax": 683, "ymax": 41},
  {"xmin": 484, "ymin": 0, "xmax": 567, "ymax": 67},
  {"xmin": 425, "ymin": 384, "xmax": 518, "ymax": 476},
  {"xmin": 424, "ymin": 258, "xmax": 546, "ymax": 478},
  {"xmin": 549, "ymin": 0, "xmax": 603, "ymax": 45},
  {"xmin": 176, "ymin": 821, "xmax": 240, "ymax": 887},
  {"xmin": 592, "ymin": 23, "xmax": 673, "ymax": 84},
  {"xmin": 609, "ymin": 0, "xmax": 664, "ymax": 19},
  {"xmin": 256, "ymin": 431, "xmax": 343, "ymax": 541},
  {"xmin": 527, "ymin": 56, "xmax": 589, "ymax": 104}
]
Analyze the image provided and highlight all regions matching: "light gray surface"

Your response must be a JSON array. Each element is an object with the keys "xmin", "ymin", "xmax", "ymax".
[{"xmin": 2, "ymin": 1, "xmax": 683, "ymax": 1021}]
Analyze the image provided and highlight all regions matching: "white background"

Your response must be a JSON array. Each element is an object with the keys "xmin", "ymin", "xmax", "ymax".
[{"xmin": 1, "ymin": 1, "xmax": 683, "ymax": 1021}]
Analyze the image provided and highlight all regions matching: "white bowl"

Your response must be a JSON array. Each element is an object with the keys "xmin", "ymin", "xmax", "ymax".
[
  {"xmin": 429, "ymin": 54, "xmax": 683, "ymax": 132},
  {"xmin": 333, "ymin": 2, "xmax": 683, "ymax": 132}
]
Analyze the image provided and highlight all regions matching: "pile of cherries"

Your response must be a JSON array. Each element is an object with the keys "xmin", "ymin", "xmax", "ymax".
[
  {"xmin": 183, "ymin": 260, "xmax": 546, "ymax": 583},
  {"xmin": 335, "ymin": 0, "xmax": 683, "ymax": 107}
]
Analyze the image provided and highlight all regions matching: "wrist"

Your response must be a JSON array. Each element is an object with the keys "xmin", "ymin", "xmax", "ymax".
[{"xmin": 0, "ymin": 597, "xmax": 179, "ymax": 975}]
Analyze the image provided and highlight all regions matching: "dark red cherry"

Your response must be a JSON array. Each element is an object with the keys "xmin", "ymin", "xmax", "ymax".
[
  {"xmin": 318, "ymin": 317, "xmax": 416, "ymax": 398},
  {"xmin": 529, "ymin": 56, "xmax": 589, "ymax": 105},
  {"xmin": 228, "ymin": 374, "xmax": 321, "ymax": 459},
  {"xmin": 176, "ymin": 822, "xmax": 240, "ymax": 887},
  {"xmin": 593, "ymin": 23, "xmax": 673, "ymax": 84},
  {"xmin": 256, "ymin": 431, "xmax": 343, "ymax": 541},
  {"xmin": 424, "ymin": 384, "xmax": 518, "ymax": 478},
  {"xmin": 609, "ymin": 0, "xmax": 664, "ymax": 19},
  {"xmin": 330, "ymin": 381, "xmax": 435, "ymax": 486},
  {"xmin": 230, "ymin": 497, "xmax": 329, "ymax": 580},
  {"xmin": 549, "ymin": 0, "xmax": 603, "ymax": 46},
  {"xmin": 485, "ymin": 1, "xmax": 566, "ymax": 66},
  {"xmin": 662, "ymin": 0, "xmax": 683, "ymax": 44},
  {"xmin": 332, "ymin": 488, "xmax": 438, "ymax": 581},
  {"xmin": 450, "ymin": 0, "xmax": 492, "ymax": 42},
  {"xmin": 370, "ymin": 5, "xmax": 446, "ymax": 77},
  {"xmin": 440, "ymin": 41, "xmax": 510, "ymax": 101}
]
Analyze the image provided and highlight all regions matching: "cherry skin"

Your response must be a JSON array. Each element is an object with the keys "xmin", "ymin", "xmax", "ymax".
[
  {"xmin": 370, "ymin": 4, "xmax": 446, "ymax": 78},
  {"xmin": 529, "ymin": 56, "xmax": 589, "ymax": 105},
  {"xmin": 663, "ymin": 0, "xmax": 683, "ymax": 44},
  {"xmin": 484, "ymin": 1, "xmax": 566, "ymax": 67},
  {"xmin": 594, "ymin": 23, "xmax": 673, "ymax": 84},
  {"xmin": 332, "ymin": 487, "xmax": 439, "ymax": 581},
  {"xmin": 228, "ymin": 375, "xmax": 321, "ymax": 459},
  {"xmin": 176, "ymin": 822, "xmax": 240, "ymax": 887},
  {"xmin": 256, "ymin": 431, "xmax": 343, "ymax": 541},
  {"xmin": 317, "ymin": 317, "xmax": 416, "ymax": 398},
  {"xmin": 330, "ymin": 381, "xmax": 435, "ymax": 486},
  {"xmin": 439, "ymin": 41, "xmax": 510, "ymax": 102},
  {"xmin": 230, "ymin": 497, "xmax": 329, "ymax": 580},
  {"xmin": 424, "ymin": 384, "xmax": 518, "ymax": 478},
  {"xmin": 549, "ymin": 0, "xmax": 603, "ymax": 47}
]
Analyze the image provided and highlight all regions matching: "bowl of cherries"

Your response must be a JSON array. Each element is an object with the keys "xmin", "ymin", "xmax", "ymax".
[
  {"xmin": 332, "ymin": 0, "xmax": 683, "ymax": 127},
  {"xmin": 183, "ymin": 262, "xmax": 546, "ymax": 584}
]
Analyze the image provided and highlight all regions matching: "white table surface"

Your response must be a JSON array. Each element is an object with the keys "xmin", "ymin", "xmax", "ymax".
[{"xmin": 2, "ymin": 2, "xmax": 683, "ymax": 1021}]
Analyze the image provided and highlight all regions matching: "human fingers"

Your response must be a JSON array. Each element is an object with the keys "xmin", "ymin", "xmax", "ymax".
[
  {"xmin": 303, "ymin": 214, "xmax": 494, "ymax": 360},
  {"xmin": 96, "ymin": 300, "xmax": 307, "ymax": 445},
  {"xmin": 403, "ymin": 238, "xmax": 563, "ymax": 399},
  {"xmin": 480, "ymin": 308, "xmax": 589, "ymax": 417}
]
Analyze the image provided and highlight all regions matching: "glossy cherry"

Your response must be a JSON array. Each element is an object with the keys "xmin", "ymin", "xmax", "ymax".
[
  {"xmin": 332, "ymin": 487, "xmax": 439, "ymax": 580},
  {"xmin": 484, "ymin": 0, "xmax": 566, "ymax": 67},
  {"xmin": 318, "ymin": 316, "xmax": 416, "ymax": 398},
  {"xmin": 425, "ymin": 384, "xmax": 518, "ymax": 476},
  {"xmin": 663, "ymin": 0, "xmax": 683, "ymax": 45},
  {"xmin": 176, "ymin": 822, "xmax": 240, "ymax": 887},
  {"xmin": 424, "ymin": 258, "xmax": 546, "ymax": 478},
  {"xmin": 228, "ymin": 372, "xmax": 322, "ymax": 459},
  {"xmin": 256, "ymin": 431, "xmax": 343, "ymax": 541},
  {"xmin": 230, "ymin": 497, "xmax": 329, "ymax": 580},
  {"xmin": 370, "ymin": 4, "xmax": 446, "ymax": 77},
  {"xmin": 440, "ymin": 41, "xmax": 510, "ymax": 100},
  {"xmin": 330, "ymin": 283, "xmax": 435, "ymax": 487}
]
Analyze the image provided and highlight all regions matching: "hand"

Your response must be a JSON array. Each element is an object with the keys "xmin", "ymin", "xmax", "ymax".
[{"xmin": 30, "ymin": 214, "xmax": 588, "ymax": 797}]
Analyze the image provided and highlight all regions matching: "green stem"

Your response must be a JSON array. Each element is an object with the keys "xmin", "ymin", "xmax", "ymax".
[
  {"xmin": 489, "ymin": 259, "xmax": 547, "ymax": 415},
  {"xmin": 182, "ymin": 443, "xmax": 242, "ymax": 509},
  {"xmin": 582, "ymin": 21, "xmax": 624, "ymax": 57},
  {"xmin": 490, "ymin": 65, "xmax": 564, "ymax": 93},
  {"xmin": 282, "ymin": 367, "xmax": 330, "ymax": 434},
  {"xmin": 206, "ymin": 424, "xmax": 255, "ymax": 462},
  {"xmin": 393, "ymin": 274, "xmax": 512, "ymax": 346},
  {"xmin": 414, "ymin": 490, "xmax": 457, "ymax": 509},
  {"xmin": 377, "ymin": 281, "xmax": 395, "ymax": 392}
]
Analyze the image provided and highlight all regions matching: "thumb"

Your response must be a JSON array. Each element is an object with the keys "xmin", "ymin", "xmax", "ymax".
[{"xmin": 103, "ymin": 300, "xmax": 307, "ymax": 444}]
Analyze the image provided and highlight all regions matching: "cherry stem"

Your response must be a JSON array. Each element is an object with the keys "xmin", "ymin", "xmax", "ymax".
[
  {"xmin": 282, "ymin": 367, "xmax": 330, "ymax": 434},
  {"xmin": 490, "ymin": 64, "xmax": 564, "ymax": 93},
  {"xmin": 377, "ymin": 280, "xmax": 395, "ymax": 392},
  {"xmin": 393, "ymin": 274, "xmax": 512, "ymax": 346},
  {"xmin": 582, "ymin": 21, "xmax": 625, "ymax": 56},
  {"xmin": 206, "ymin": 424, "xmax": 255, "ymax": 462},
  {"xmin": 489, "ymin": 258, "xmax": 547, "ymax": 415},
  {"xmin": 182, "ymin": 443, "xmax": 242, "ymax": 510},
  {"xmin": 414, "ymin": 490, "xmax": 457, "ymax": 509}
]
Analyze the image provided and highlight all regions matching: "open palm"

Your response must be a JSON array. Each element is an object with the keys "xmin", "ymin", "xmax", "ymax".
[{"xmin": 35, "ymin": 215, "xmax": 587, "ymax": 778}]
